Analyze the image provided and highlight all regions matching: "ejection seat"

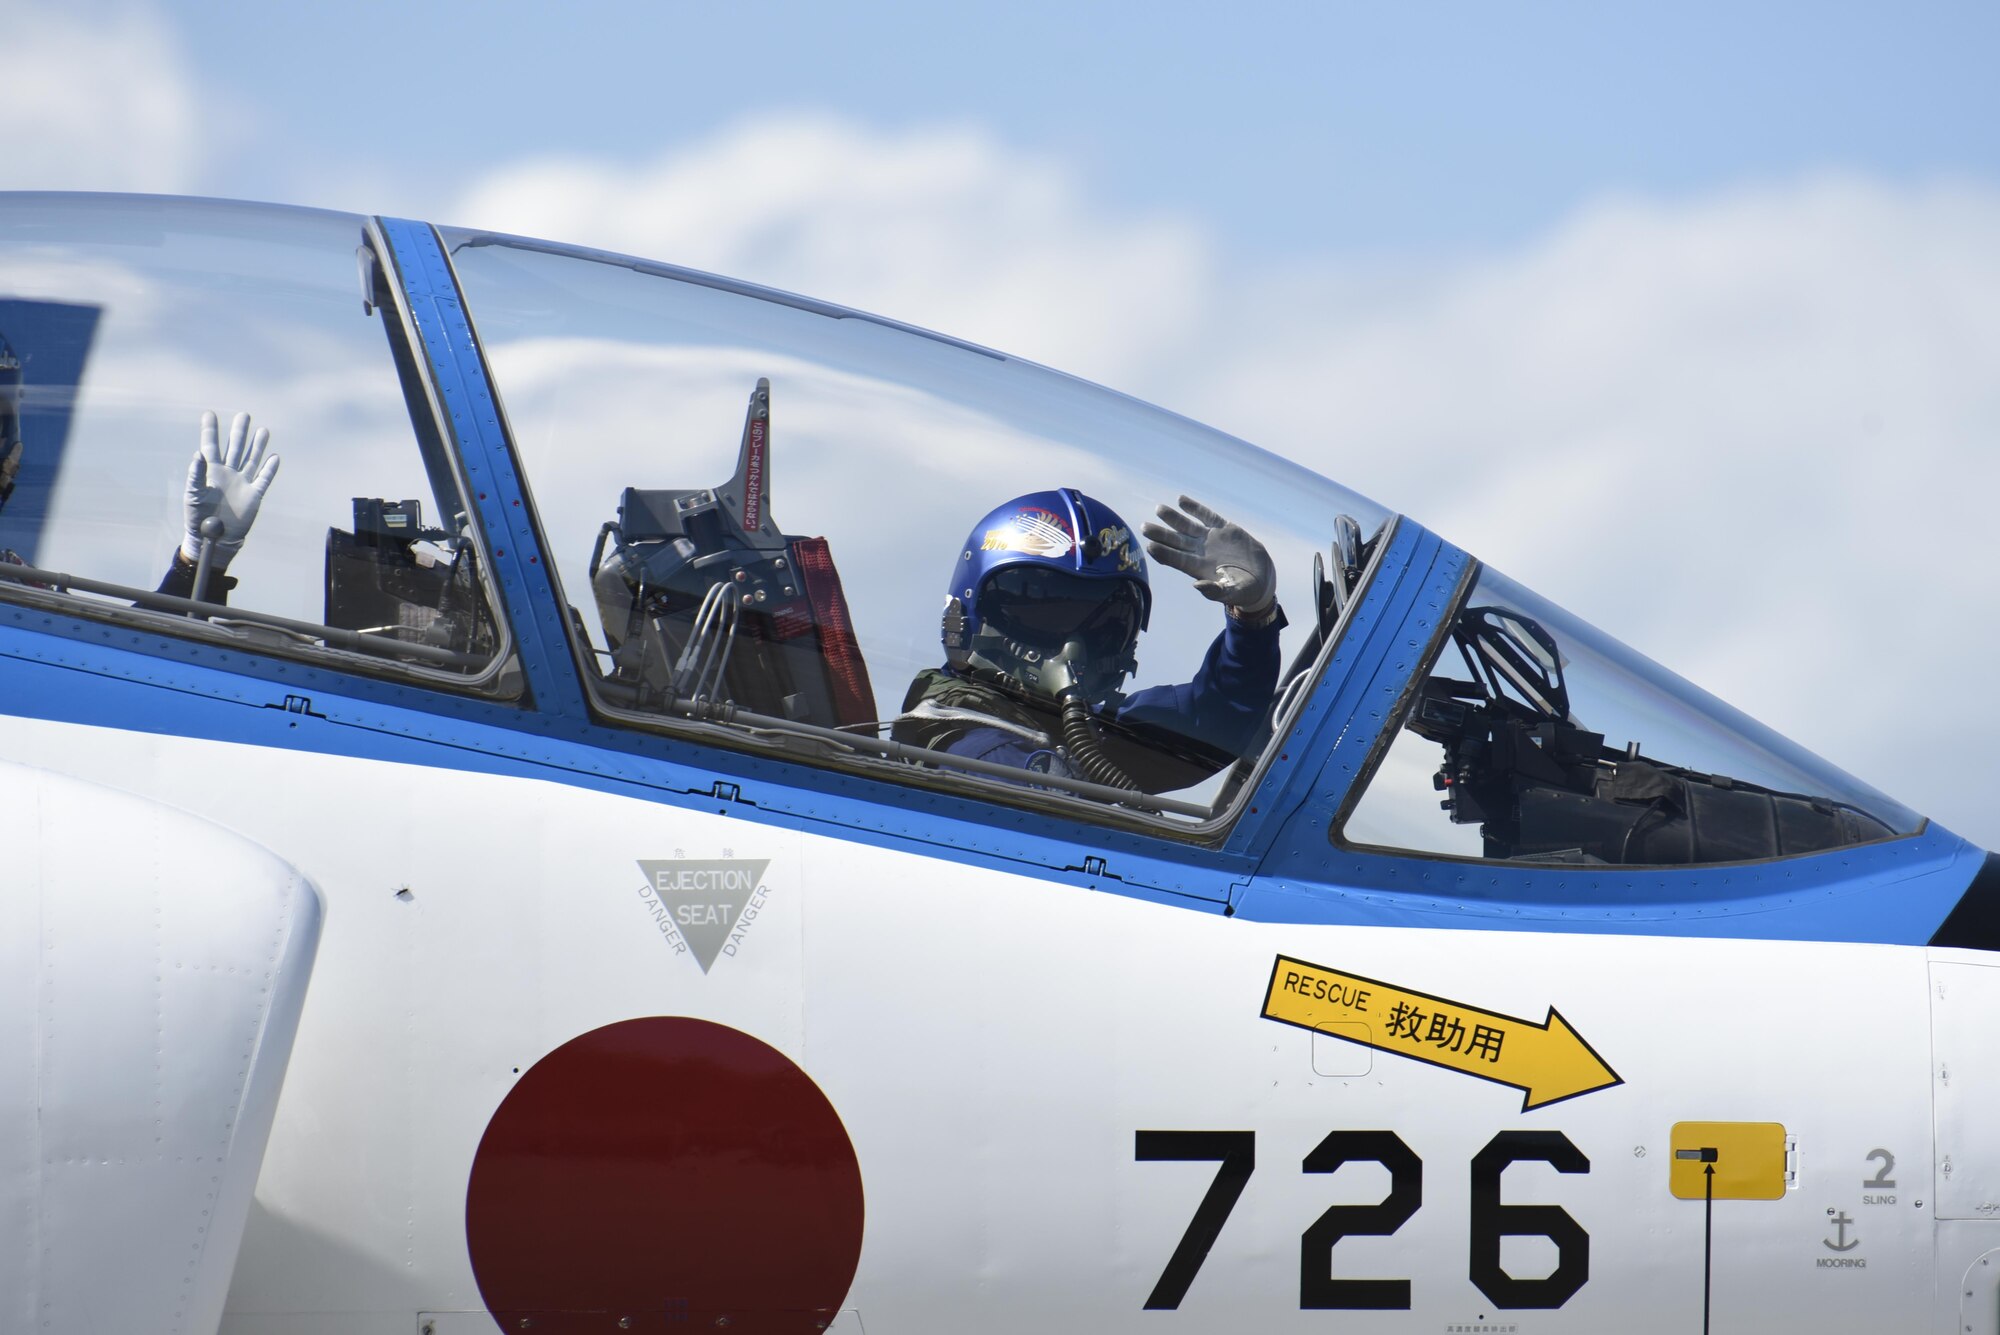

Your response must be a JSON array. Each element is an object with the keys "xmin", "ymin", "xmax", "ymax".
[{"xmin": 585, "ymin": 377, "xmax": 877, "ymax": 730}]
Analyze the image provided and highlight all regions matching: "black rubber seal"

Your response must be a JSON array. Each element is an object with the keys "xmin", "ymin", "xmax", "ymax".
[{"xmin": 1929, "ymin": 852, "xmax": 2000, "ymax": 950}]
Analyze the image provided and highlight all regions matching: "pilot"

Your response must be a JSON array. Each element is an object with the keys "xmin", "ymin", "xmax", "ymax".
[
  {"xmin": 156, "ymin": 409, "xmax": 281, "ymax": 604},
  {"xmin": 893, "ymin": 489, "xmax": 1285, "ymax": 794},
  {"xmin": 0, "ymin": 353, "xmax": 279, "ymax": 601}
]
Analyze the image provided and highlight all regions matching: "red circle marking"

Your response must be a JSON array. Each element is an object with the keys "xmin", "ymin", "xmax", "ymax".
[{"xmin": 466, "ymin": 1017, "xmax": 864, "ymax": 1333}]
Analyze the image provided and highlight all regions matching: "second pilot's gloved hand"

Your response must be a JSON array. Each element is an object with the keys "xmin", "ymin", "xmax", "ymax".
[
  {"xmin": 1143, "ymin": 495, "xmax": 1277, "ymax": 620},
  {"xmin": 180, "ymin": 410, "xmax": 280, "ymax": 570}
]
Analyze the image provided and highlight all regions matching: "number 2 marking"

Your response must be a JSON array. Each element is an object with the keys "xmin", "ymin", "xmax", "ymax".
[
  {"xmin": 1864, "ymin": 1148, "xmax": 1897, "ymax": 1189},
  {"xmin": 1300, "ymin": 1130, "xmax": 1423, "ymax": 1309}
]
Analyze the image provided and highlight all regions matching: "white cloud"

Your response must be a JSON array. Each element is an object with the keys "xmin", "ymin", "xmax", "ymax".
[
  {"xmin": 451, "ymin": 128, "xmax": 2000, "ymax": 847},
  {"xmin": 0, "ymin": 4, "xmax": 203, "ymax": 192},
  {"xmin": 1186, "ymin": 176, "xmax": 2000, "ymax": 841},
  {"xmin": 446, "ymin": 114, "xmax": 1212, "ymax": 389}
]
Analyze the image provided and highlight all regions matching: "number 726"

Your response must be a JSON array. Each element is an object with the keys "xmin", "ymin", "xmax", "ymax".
[{"xmin": 1134, "ymin": 1128, "xmax": 1590, "ymax": 1312}]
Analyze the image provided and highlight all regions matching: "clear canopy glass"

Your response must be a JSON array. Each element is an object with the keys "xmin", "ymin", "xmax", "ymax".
[
  {"xmin": 1343, "ymin": 564, "xmax": 1919, "ymax": 864},
  {"xmin": 0, "ymin": 195, "xmax": 502, "ymax": 680},
  {"xmin": 443, "ymin": 228, "xmax": 1388, "ymax": 811}
]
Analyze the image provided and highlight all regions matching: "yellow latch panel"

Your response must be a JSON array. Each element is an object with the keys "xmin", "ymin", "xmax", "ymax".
[{"xmin": 1669, "ymin": 1121, "xmax": 1788, "ymax": 1200}]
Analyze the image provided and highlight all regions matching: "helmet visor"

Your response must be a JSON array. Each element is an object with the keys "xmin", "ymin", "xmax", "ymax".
[{"xmin": 979, "ymin": 565, "xmax": 1143, "ymax": 657}]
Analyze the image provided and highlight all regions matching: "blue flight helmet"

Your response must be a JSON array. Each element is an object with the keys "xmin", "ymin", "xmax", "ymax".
[{"xmin": 942, "ymin": 488, "xmax": 1150, "ymax": 706}]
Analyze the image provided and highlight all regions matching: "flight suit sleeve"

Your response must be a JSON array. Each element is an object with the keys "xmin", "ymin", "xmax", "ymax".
[
  {"xmin": 156, "ymin": 552, "xmax": 236, "ymax": 606},
  {"xmin": 1113, "ymin": 606, "xmax": 1287, "ymax": 759}
]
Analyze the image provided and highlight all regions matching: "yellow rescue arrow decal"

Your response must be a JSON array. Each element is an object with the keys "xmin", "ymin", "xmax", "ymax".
[{"xmin": 1260, "ymin": 954, "xmax": 1623, "ymax": 1112}]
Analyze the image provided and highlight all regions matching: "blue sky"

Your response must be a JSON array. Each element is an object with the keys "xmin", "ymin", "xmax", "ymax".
[
  {"xmin": 6, "ymin": 0, "xmax": 2000, "ymax": 844},
  {"xmin": 157, "ymin": 1, "xmax": 2000, "ymax": 254}
]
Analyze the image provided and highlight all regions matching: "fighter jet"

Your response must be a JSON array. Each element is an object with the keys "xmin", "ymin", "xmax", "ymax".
[{"xmin": 0, "ymin": 192, "xmax": 1990, "ymax": 1335}]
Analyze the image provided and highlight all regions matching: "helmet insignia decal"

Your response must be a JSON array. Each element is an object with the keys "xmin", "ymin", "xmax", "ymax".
[{"xmin": 982, "ymin": 507, "xmax": 1075, "ymax": 559}]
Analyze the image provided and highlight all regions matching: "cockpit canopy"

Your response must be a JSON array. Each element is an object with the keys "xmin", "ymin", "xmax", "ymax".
[{"xmin": 0, "ymin": 194, "xmax": 1922, "ymax": 867}]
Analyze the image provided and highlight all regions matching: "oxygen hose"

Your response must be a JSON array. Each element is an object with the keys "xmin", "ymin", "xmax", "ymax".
[{"xmin": 1058, "ymin": 690, "xmax": 1139, "ymax": 792}]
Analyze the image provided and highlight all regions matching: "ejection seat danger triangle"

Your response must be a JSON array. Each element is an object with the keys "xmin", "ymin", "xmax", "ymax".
[{"xmin": 1259, "ymin": 954, "xmax": 1623, "ymax": 1111}]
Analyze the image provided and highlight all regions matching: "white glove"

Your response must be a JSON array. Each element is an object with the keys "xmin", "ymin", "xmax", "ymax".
[
  {"xmin": 180, "ymin": 410, "xmax": 280, "ymax": 569},
  {"xmin": 1142, "ymin": 495, "xmax": 1277, "ymax": 617}
]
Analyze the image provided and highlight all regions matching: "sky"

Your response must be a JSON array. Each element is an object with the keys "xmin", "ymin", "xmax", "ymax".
[{"xmin": 4, "ymin": 0, "xmax": 1998, "ymax": 848}]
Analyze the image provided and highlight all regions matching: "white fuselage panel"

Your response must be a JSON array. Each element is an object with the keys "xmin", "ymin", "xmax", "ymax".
[{"xmin": 0, "ymin": 714, "xmax": 1968, "ymax": 1334}]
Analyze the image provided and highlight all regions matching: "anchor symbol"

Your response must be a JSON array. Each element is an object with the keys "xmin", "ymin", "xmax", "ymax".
[{"xmin": 1823, "ymin": 1210, "xmax": 1859, "ymax": 1252}]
